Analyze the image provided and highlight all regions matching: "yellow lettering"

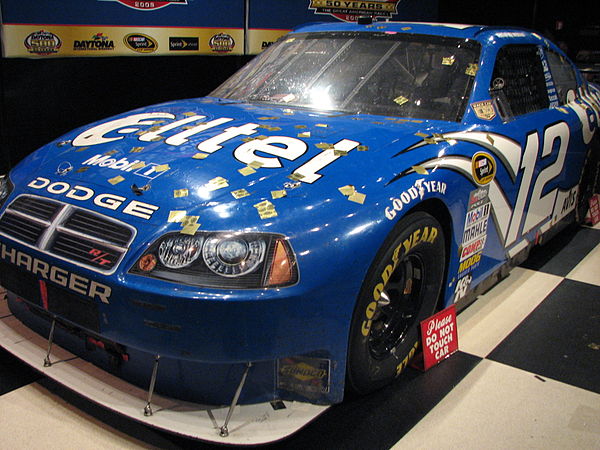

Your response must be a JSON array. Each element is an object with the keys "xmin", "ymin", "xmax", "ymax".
[
  {"xmin": 402, "ymin": 236, "xmax": 413, "ymax": 253},
  {"xmin": 381, "ymin": 264, "xmax": 394, "ymax": 285},
  {"xmin": 428, "ymin": 227, "xmax": 438, "ymax": 243},
  {"xmin": 373, "ymin": 283, "xmax": 384, "ymax": 301},
  {"xmin": 361, "ymin": 320, "xmax": 372, "ymax": 336}
]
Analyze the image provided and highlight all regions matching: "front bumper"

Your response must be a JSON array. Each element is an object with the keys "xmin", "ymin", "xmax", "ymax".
[
  {"xmin": 0, "ymin": 297, "xmax": 329, "ymax": 444},
  {"xmin": 0, "ymin": 237, "xmax": 349, "ymax": 405}
]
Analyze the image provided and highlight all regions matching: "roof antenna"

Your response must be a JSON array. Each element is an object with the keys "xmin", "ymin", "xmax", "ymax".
[{"xmin": 357, "ymin": 16, "xmax": 373, "ymax": 25}]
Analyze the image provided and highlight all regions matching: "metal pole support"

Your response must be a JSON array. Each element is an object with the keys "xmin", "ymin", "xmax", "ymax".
[
  {"xmin": 219, "ymin": 362, "xmax": 252, "ymax": 438},
  {"xmin": 144, "ymin": 354, "xmax": 160, "ymax": 417},
  {"xmin": 43, "ymin": 319, "xmax": 56, "ymax": 367}
]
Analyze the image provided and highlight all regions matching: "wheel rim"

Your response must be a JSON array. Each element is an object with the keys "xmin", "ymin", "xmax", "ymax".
[{"xmin": 368, "ymin": 254, "xmax": 424, "ymax": 360}]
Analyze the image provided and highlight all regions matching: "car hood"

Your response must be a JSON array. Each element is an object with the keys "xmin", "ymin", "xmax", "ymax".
[{"xmin": 13, "ymin": 97, "xmax": 462, "ymax": 234}]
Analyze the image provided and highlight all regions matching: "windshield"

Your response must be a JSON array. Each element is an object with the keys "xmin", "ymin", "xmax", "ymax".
[{"xmin": 212, "ymin": 32, "xmax": 481, "ymax": 122}]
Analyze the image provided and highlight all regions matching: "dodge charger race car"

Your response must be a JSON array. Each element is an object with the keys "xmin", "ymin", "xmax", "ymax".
[{"xmin": 0, "ymin": 21, "xmax": 599, "ymax": 442}]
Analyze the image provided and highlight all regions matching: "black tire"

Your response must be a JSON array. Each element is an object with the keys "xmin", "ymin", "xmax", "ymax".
[{"xmin": 347, "ymin": 211, "xmax": 445, "ymax": 394}]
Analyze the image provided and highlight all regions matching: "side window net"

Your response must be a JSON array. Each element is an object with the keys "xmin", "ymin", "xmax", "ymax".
[
  {"xmin": 547, "ymin": 50, "xmax": 577, "ymax": 105},
  {"xmin": 490, "ymin": 45, "xmax": 549, "ymax": 119}
]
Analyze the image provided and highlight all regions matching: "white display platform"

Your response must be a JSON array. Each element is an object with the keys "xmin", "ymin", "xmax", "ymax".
[{"xmin": 0, "ymin": 299, "xmax": 329, "ymax": 445}]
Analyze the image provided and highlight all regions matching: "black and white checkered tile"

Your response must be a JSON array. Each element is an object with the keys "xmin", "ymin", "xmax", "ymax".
[{"xmin": 1, "ymin": 223, "xmax": 599, "ymax": 449}]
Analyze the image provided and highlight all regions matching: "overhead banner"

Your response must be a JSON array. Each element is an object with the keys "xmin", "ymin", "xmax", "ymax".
[{"xmin": 1, "ymin": 0, "xmax": 437, "ymax": 57}]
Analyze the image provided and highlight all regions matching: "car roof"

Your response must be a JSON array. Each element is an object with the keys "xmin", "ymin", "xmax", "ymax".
[{"xmin": 291, "ymin": 21, "xmax": 545, "ymax": 44}]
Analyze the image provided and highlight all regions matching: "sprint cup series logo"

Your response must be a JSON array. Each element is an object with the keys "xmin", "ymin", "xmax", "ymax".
[
  {"xmin": 24, "ymin": 30, "xmax": 61, "ymax": 56},
  {"xmin": 309, "ymin": 0, "xmax": 401, "ymax": 22},
  {"xmin": 99, "ymin": 0, "xmax": 188, "ymax": 10}
]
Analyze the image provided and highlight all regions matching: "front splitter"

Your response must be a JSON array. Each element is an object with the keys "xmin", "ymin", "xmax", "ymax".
[{"xmin": 0, "ymin": 298, "xmax": 329, "ymax": 445}]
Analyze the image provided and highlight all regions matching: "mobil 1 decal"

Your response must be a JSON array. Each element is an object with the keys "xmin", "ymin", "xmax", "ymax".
[{"xmin": 454, "ymin": 187, "xmax": 490, "ymax": 302}]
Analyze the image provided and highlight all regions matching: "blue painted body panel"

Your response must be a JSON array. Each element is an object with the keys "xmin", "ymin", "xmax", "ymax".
[{"xmin": 1, "ymin": 22, "xmax": 599, "ymax": 406}]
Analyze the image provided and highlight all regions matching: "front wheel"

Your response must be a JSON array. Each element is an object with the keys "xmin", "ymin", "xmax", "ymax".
[{"xmin": 347, "ymin": 211, "xmax": 445, "ymax": 394}]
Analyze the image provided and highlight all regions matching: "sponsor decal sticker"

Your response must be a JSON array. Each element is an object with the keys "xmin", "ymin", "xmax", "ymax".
[
  {"xmin": 74, "ymin": 33, "xmax": 115, "ymax": 51},
  {"xmin": 471, "ymin": 100, "xmax": 497, "ymax": 121},
  {"xmin": 385, "ymin": 178, "xmax": 447, "ymax": 220},
  {"xmin": 458, "ymin": 187, "xmax": 491, "ymax": 276},
  {"xmin": 471, "ymin": 152, "xmax": 496, "ymax": 185},
  {"xmin": 169, "ymin": 37, "xmax": 199, "ymax": 51},
  {"xmin": 309, "ymin": 0, "xmax": 401, "ymax": 22},
  {"xmin": 209, "ymin": 33, "xmax": 235, "ymax": 53},
  {"xmin": 124, "ymin": 33, "xmax": 158, "ymax": 53},
  {"xmin": 453, "ymin": 273, "xmax": 472, "ymax": 303},
  {"xmin": 100, "ymin": 0, "xmax": 188, "ymax": 10},
  {"xmin": 277, "ymin": 356, "xmax": 331, "ymax": 395},
  {"xmin": 24, "ymin": 30, "xmax": 62, "ymax": 56}
]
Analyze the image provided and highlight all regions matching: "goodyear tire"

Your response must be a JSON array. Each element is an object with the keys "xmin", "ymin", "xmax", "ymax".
[{"xmin": 347, "ymin": 211, "xmax": 445, "ymax": 394}]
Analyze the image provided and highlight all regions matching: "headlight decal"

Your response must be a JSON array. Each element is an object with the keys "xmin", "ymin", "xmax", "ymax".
[{"xmin": 130, "ymin": 231, "xmax": 298, "ymax": 289}]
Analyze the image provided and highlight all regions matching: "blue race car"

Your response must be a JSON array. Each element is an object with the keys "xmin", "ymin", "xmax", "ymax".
[{"xmin": 0, "ymin": 20, "xmax": 599, "ymax": 442}]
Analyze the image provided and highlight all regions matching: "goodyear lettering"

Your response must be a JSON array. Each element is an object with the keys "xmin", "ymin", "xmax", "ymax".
[
  {"xmin": 362, "ymin": 226, "xmax": 439, "ymax": 336},
  {"xmin": 28, "ymin": 177, "xmax": 159, "ymax": 220},
  {"xmin": 0, "ymin": 243, "xmax": 111, "ymax": 303},
  {"xmin": 385, "ymin": 179, "xmax": 447, "ymax": 220},
  {"xmin": 396, "ymin": 341, "xmax": 419, "ymax": 376}
]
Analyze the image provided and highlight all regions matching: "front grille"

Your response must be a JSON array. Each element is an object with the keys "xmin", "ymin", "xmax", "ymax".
[
  {"xmin": 0, "ymin": 260, "xmax": 100, "ymax": 332},
  {"xmin": 0, "ymin": 195, "xmax": 135, "ymax": 274}
]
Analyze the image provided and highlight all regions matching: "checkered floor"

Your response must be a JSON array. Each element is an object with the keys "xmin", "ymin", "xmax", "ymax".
[{"xmin": 1, "ymin": 223, "xmax": 599, "ymax": 449}]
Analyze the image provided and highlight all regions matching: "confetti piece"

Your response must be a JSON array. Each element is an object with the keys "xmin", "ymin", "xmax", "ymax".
[
  {"xmin": 271, "ymin": 190, "xmax": 287, "ymax": 199},
  {"xmin": 104, "ymin": 150, "xmax": 118, "ymax": 156},
  {"xmin": 348, "ymin": 192, "xmax": 366, "ymax": 204},
  {"xmin": 338, "ymin": 185, "xmax": 356, "ymax": 196},
  {"xmin": 148, "ymin": 126, "xmax": 161, "ymax": 132},
  {"xmin": 231, "ymin": 189, "xmax": 251, "ymax": 199},
  {"xmin": 248, "ymin": 161, "xmax": 264, "ymax": 169},
  {"xmin": 334, "ymin": 149, "xmax": 349, "ymax": 156},
  {"xmin": 75, "ymin": 146, "xmax": 89, "ymax": 153},
  {"xmin": 442, "ymin": 56, "xmax": 455, "ymax": 66},
  {"xmin": 181, "ymin": 215, "xmax": 199, "ymax": 227},
  {"xmin": 181, "ymin": 223, "xmax": 201, "ymax": 235},
  {"xmin": 315, "ymin": 123, "xmax": 328, "ymax": 128},
  {"xmin": 154, "ymin": 164, "xmax": 170, "ymax": 173},
  {"xmin": 129, "ymin": 161, "xmax": 146, "ymax": 170},
  {"xmin": 168, "ymin": 211, "xmax": 187, "ymax": 223},
  {"xmin": 174, "ymin": 188, "xmax": 189, "ymax": 198},
  {"xmin": 130, "ymin": 147, "xmax": 144, "ymax": 153},
  {"xmin": 424, "ymin": 137, "xmax": 436, "ymax": 144},
  {"xmin": 183, "ymin": 111, "xmax": 196, "ymax": 116},
  {"xmin": 108, "ymin": 175, "xmax": 125, "ymax": 185},
  {"xmin": 239, "ymin": 166, "xmax": 256, "ymax": 176},
  {"xmin": 298, "ymin": 131, "xmax": 311, "ymax": 138},
  {"xmin": 372, "ymin": 121, "xmax": 385, "ymax": 125},
  {"xmin": 401, "ymin": 27, "xmax": 411, "ymax": 31},
  {"xmin": 412, "ymin": 165, "xmax": 429, "ymax": 175},
  {"xmin": 76, "ymin": 167, "xmax": 89, "ymax": 173},
  {"xmin": 357, "ymin": 145, "xmax": 369, "ymax": 152},
  {"xmin": 294, "ymin": 125, "xmax": 307, "ymax": 129},
  {"xmin": 394, "ymin": 96, "xmax": 409, "ymax": 106},
  {"xmin": 283, "ymin": 110, "xmax": 294, "ymax": 115},
  {"xmin": 415, "ymin": 132, "xmax": 429, "ymax": 138},
  {"xmin": 258, "ymin": 116, "xmax": 278, "ymax": 120},
  {"xmin": 486, "ymin": 134, "xmax": 495, "ymax": 145},
  {"xmin": 192, "ymin": 152, "xmax": 209, "ymax": 159},
  {"xmin": 465, "ymin": 63, "xmax": 479, "ymax": 76},
  {"xmin": 151, "ymin": 137, "xmax": 163, "ymax": 142},
  {"xmin": 241, "ymin": 137, "xmax": 256, "ymax": 142},
  {"xmin": 206, "ymin": 176, "xmax": 229, "ymax": 191},
  {"xmin": 256, "ymin": 135, "xmax": 268, "ymax": 140},
  {"xmin": 288, "ymin": 173, "xmax": 305, "ymax": 181},
  {"xmin": 253, "ymin": 200, "xmax": 278, "ymax": 219},
  {"xmin": 316, "ymin": 142, "xmax": 334, "ymax": 150},
  {"xmin": 285, "ymin": 38, "xmax": 295, "ymax": 43}
]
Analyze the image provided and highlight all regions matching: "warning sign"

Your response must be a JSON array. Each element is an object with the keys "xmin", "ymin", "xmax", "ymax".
[{"xmin": 420, "ymin": 305, "xmax": 459, "ymax": 370}]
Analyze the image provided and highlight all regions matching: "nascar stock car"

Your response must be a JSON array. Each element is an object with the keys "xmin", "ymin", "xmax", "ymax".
[{"xmin": 0, "ymin": 20, "xmax": 599, "ymax": 443}]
